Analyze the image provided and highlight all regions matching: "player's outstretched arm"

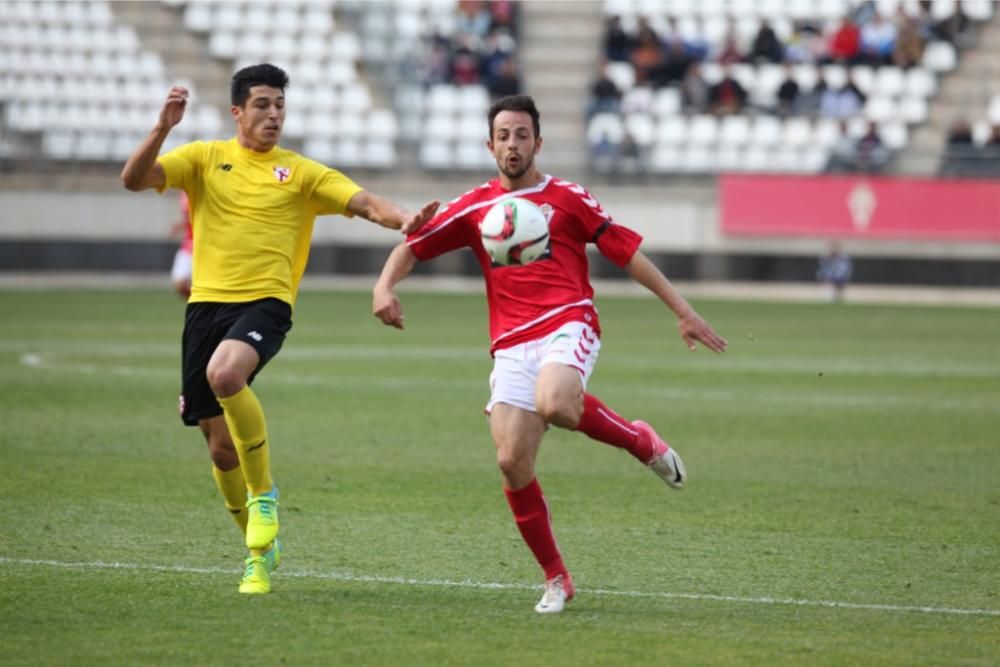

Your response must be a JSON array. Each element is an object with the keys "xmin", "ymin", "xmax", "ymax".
[
  {"xmin": 625, "ymin": 250, "xmax": 728, "ymax": 353},
  {"xmin": 347, "ymin": 193, "xmax": 440, "ymax": 235},
  {"xmin": 372, "ymin": 242, "xmax": 419, "ymax": 330},
  {"xmin": 121, "ymin": 86, "xmax": 189, "ymax": 192}
]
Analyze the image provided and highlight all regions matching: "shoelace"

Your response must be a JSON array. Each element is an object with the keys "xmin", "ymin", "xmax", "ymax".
[
  {"xmin": 247, "ymin": 495, "xmax": 277, "ymax": 520},
  {"xmin": 243, "ymin": 557, "xmax": 264, "ymax": 579}
]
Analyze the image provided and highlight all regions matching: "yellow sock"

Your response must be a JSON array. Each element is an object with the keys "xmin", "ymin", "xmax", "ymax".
[
  {"xmin": 217, "ymin": 386, "xmax": 273, "ymax": 496},
  {"xmin": 211, "ymin": 465, "xmax": 249, "ymax": 535}
]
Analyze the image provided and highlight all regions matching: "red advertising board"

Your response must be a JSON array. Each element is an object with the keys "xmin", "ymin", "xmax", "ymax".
[{"xmin": 720, "ymin": 174, "xmax": 1000, "ymax": 241}]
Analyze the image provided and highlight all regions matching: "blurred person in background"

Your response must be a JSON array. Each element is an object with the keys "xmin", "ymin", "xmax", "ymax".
[
  {"xmin": 817, "ymin": 241, "xmax": 853, "ymax": 302},
  {"xmin": 891, "ymin": 15, "xmax": 925, "ymax": 68},
  {"xmin": 120, "ymin": 64, "xmax": 439, "ymax": 595},
  {"xmin": 169, "ymin": 191, "xmax": 193, "ymax": 299},
  {"xmin": 775, "ymin": 61, "xmax": 801, "ymax": 116},
  {"xmin": 859, "ymin": 12, "xmax": 897, "ymax": 66},
  {"xmin": 373, "ymin": 94, "xmax": 726, "ymax": 614},
  {"xmin": 749, "ymin": 18, "xmax": 785, "ymax": 63},
  {"xmin": 588, "ymin": 61, "xmax": 623, "ymax": 117},
  {"xmin": 707, "ymin": 65, "xmax": 748, "ymax": 115}
]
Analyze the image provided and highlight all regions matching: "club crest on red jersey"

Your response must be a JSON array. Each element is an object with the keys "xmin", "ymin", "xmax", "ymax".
[{"xmin": 273, "ymin": 166, "xmax": 291, "ymax": 183}]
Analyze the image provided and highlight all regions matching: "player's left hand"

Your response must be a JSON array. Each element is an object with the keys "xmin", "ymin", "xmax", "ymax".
[
  {"xmin": 401, "ymin": 200, "xmax": 441, "ymax": 235},
  {"xmin": 678, "ymin": 311, "xmax": 727, "ymax": 353}
]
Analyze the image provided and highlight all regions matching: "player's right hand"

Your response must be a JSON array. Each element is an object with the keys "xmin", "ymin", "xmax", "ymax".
[
  {"xmin": 159, "ymin": 86, "xmax": 189, "ymax": 130},
  {"xmin": 373, "ymin": 287, "xmax": 405, "ymax": 330}
]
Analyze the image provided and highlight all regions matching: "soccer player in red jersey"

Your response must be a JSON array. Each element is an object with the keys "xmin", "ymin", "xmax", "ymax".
[
  {"xmin": 169, "ymin": 191, "xmax": 193, "ymax": 299},
  {"xmin": 373, "ymin": 95, "xmax": 727, "ymax": 613}
]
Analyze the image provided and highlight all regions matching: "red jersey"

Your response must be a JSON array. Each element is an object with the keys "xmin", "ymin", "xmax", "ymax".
[
  {"xmin": 179, "ymin": 191, "xmax": 193, "ymax": 253},
  {"xmin": 406, "ymin": 175, "xmax": 642, "ymax": 354}
]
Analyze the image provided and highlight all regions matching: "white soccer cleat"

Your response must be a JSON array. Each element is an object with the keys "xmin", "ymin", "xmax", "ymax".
[
  {"xmin": 534, "ymin": 574, "xmax": 575, "ymax": 614},
  {"xmin": 634, "ymin": 420, "xmax": 686, "ymax": 489}
]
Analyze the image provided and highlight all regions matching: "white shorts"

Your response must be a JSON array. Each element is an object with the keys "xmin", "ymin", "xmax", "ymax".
[
  {"xmin": 486, "ymin": 321, "xmax": 601, "ymax": 414},
  {"xmin": 171, "ymin": 248, "xmax": 192, "ymax": 283}
]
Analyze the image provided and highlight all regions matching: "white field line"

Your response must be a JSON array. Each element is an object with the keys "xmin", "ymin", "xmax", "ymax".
[
  {"xmin": 5, "ymin": 339, "xmax": 1000, "ymax": 379},
  {"xmin": 2, "ymin": 556, "xmax": 997, "ymax": 618},
  {"xmin": 17, "ymin": 354, "xmax": 998, "ymax": 412}
]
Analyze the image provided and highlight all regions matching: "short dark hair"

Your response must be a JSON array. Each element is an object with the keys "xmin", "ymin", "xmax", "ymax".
[
  {"xmin": 488, "ymin": 94, "xmax": 540, "ymax": 139},
  {"xmin": 231, "ymin": 64, "xmax": 290, "ymax": 107}
]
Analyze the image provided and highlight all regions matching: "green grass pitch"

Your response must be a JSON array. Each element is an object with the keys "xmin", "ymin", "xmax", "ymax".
[{"xmin": 2, "ymin": 288, "xmax": 998, "ymax": 666}]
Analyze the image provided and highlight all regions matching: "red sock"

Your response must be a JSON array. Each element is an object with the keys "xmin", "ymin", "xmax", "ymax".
[
  {"xmin": 503, "ymin": 478, "xmax": 567, "ymax": 581},
  {"xmin": 575, "ymin": 393, "xmax": 653, "ymax": 461}
]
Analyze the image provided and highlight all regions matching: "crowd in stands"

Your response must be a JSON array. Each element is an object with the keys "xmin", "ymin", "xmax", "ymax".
[
  {"xmin": 417, "ymin": 0, "xmax": 522, "ymax": 99},
  {"xmin": 942, "ymin": 118, "xmax": 1000, "ymax": 177},
  {"xmin": 591, "ymin": 0, "xmax": 980, "ymax": 174}
]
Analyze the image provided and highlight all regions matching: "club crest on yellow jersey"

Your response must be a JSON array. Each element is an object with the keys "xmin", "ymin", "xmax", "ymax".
[{"xmin": 273, "ymin": 166, "xmax": 291, "ymax": 183}]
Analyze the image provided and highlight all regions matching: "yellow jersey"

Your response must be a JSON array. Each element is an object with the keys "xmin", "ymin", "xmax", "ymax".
[{"xmin": 157, "ymin": 138, "xmax": 363, "ymax": 306}]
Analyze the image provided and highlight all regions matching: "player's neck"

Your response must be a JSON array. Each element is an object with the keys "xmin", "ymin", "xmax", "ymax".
[
  {"xmin": 499, "ymin": 168, "xmax": 544, "ymax": 192},
  {"xmin": 236, "ymin": 131, "xmax": 277, "ymax": 153}
]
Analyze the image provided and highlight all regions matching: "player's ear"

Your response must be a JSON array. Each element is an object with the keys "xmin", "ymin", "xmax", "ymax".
[
  {"xmin": 534, "ymin": 135, "xmax": 543, "ymax": 153},
  {"xmin": 230, "ymin": 105, "xmax": 241, "ymax": 121}
]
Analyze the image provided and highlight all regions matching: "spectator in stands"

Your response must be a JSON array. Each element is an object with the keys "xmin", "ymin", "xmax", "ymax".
[
  {"xmin": 422, "ymin": 36, "xmax": 453, "ymax": 86},
  {"xmin": 981, "ymin": 124, "xmax": 1000, "ymax": 176},
  {"xmin": 680, "ymin": 62, "xmax": 709, "ymax": 112},
  {"xmin": 940, "ymin": 117, "xmax": 977, "ymax": 177},
  {"xmin": 651, "ymin": 39, "xmax": 693, "ymax": 87},
  {"xmin": 826, "ymin": 17, "xmax": 862, "ymax": 65},
  {"xmin": 450, "ymin": 35, "xmax": 482, "ymax": 85},
  {"xmin": 489, "ymin": 56, "xmax": 521, "ymax": 99},
  {"xmin": 798, "ymin": 77, "xmax": 827, "ymax": 115},
  {"xmin": 480, "ymin": 29, "xmax": 517, "ymax": 85},
  {"xmin": 892, "ymin": 16, "xmax": 925, "ymax": 68},
  {"xmin": 603, "ymin": 15, "xmax": 631, "ymax": 62},
  {"xmin": 456, "ymin": 0, "xmax": 492, "ymax": 41},
  {"xmin": 860, "ymin": 12, "xmax": 897, "ymax": 66},
  {"xmin": 817, "ymin": 241, "xmax": 853, "ymax": 303},
  {"xmin": 630, "ymin": 26, "xmax": 665, "ymax": 85},
  {"xmin": 588, "ymin": 61, "xmax": 623, "ymax": 117},
  {"xmin": 775, "ymin": 62, "xmax": 800, "ymax": 116},
  {"xmin": 489, "ymin": 0, "xmax": 519, "ymax": 38},
  {"xmin": 707, "ymin": 66, "xmax": 748, "ymax": 115},
  {"xmin": 820, "ymin": 72, "xmax": 865, "ymax": 119},
  {"xmin": 716, "ymin": 30, "xmax": 745, "ymax": 66},
  {"xmin": 827, "ymin": 120, "xmax": 860, "ymax": 172},
  {"xmin": 927, "ymin": 0, "xmax": 973, "ymax": 47},
  {"xmin": 855, "ymin": 120, "xmax": 890, "ymax": 172},
  {"xmin": 749, "ymin": 19, "xmax": 785, "ymax": 63},
  {"xmin": 785, "ymin": 23, "xmax": 826, "ymax": 63}
]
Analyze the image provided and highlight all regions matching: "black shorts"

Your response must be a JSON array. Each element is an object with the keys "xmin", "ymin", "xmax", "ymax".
[{"xmin": 180, "ymin": 298, "xmax": 292, "ymax": 426}]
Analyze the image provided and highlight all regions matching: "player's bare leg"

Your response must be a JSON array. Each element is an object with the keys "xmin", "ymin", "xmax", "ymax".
[
  {"xmin": 538, "ymin": 362, "xmax": 686, "ymax": 488},
  {"xmin": 490, "ymin": 403, "xmax": 575, "ymax": 613}
]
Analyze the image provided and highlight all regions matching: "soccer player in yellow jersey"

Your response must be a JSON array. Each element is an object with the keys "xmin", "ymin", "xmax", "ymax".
[{"xmin": 121, "ymin": 64, "xmax": 439, "ymax": 594}]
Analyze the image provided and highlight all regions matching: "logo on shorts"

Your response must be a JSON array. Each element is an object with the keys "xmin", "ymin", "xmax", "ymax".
[
  {"xmin": 273, "ymin": 166, "xmax": 291, "ymax": 183},
  {"xmin": 247, "ymin": 331, "xmax": 263, "ymax": 342}
]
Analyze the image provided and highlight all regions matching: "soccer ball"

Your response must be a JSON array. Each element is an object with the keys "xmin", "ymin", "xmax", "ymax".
[{"xmin": 479, "ymin": 198, "xmax": 550, "ymax": 266}]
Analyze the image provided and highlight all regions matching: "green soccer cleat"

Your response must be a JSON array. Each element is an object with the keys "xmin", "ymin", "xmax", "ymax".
[
  {"xmin": 238, "ymin": 556, "xmax": 270, "ymax": 595},
  {"xmin": 245, "ymin": 487, "xmax": 279, "ymax": 550},
  {"xmin": 263, "ymin": 538, "xmax": 282, "ymax": 573}
]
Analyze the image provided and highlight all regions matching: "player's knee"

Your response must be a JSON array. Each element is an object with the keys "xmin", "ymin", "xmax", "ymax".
[
  {"xmin": 206, "ymin": 361, "xmax": 244, "ymax": 397},
  {"xmin": 496, "ymin": 449, "xmax": 531, "ymax": 481},
  {"xmin": 536, "ymin": 395, "xmax": 581, "ymax": 428}
]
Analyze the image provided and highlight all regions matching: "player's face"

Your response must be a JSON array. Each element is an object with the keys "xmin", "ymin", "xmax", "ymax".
[
  {"xmin": 489, "ymin": 111, "xmax": 541, "ymax": 181},
  {"xmin": 233, "ymin": 85, "xmax": 285, "ymax": 151}
]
